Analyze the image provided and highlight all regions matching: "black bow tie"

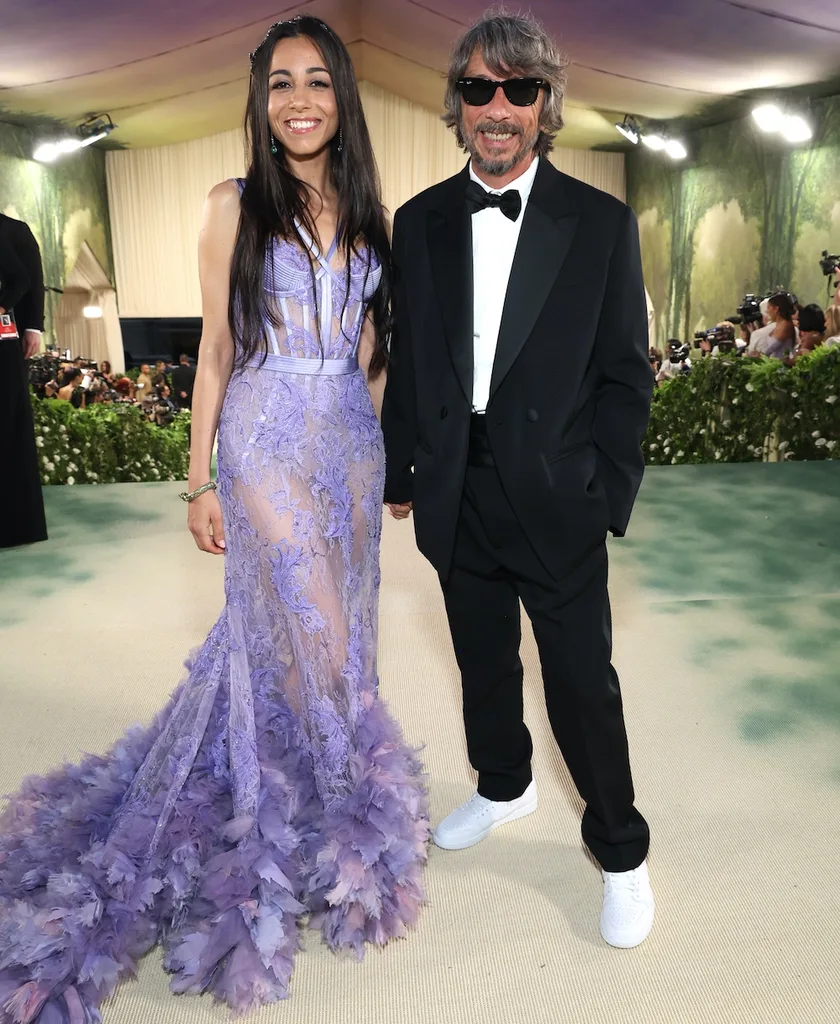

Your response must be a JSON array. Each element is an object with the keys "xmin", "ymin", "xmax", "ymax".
[{"xmin": 465, "ymin": 180, "xmax": 522, "ymax": 222}]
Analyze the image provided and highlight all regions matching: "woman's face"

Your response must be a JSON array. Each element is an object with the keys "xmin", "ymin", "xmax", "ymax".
[{"xmin": 267, "ymin": 37, "xmax": 339, "ymax": 159}]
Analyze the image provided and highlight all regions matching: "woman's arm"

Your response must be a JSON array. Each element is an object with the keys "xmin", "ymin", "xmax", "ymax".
[
  {"xmin": 358, "ymin": 311, "xmax": 385, "ymax": 420},
  {"xmin": 186, "ymin": 180, "xmax": 240, "ymax": 554}
]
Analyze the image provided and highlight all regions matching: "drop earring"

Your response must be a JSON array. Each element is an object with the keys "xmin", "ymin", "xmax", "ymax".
[
  {"xmin": 270, "ymin": 133, "xmax": 278, "ymax": 155},
  {"xmin": 337, "ymin": 128, "xmax": 343, "ymax": 154}
]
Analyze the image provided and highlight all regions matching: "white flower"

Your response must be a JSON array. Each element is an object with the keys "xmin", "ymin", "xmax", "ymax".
[
  {"xmin": 66, "ymin": 476, "xmax": 75, "ymax": 485},
  {"xmin": 676, "ymin": 450, "xmax": 684, "ymax": 458},
  {"xmin": 657, "ymin": 435, "xmax": 663, "ymax": 441},
  {"xmin": 826, "ymin": 395, "xmax": 838, "ymax": 405},
  {"xmin": 827, "ymin": 441, "xmax": 837, "ymax": 451},
  {"xmin": 732, "ymin": 397, "xmax": 740, "ymax": 405},
  {"xmin": 816, "ymin": 438, "xmax": 827, "ymax": 447},
  {"xmin": 72, "ymin": 447, "xmax": 80, "ymax": 454},
  {"xmin": 747, "ymin": 445, "xmax": 755, "ymax": 453},
  {"xmin": 699, "ymin": 428, "xmax": 706, "ymax": 435},
  {"xmin": 794, "ymin": 411, "xmax": 803, "ymax": 419},
  {"xmin": 42, "ymin": 426, "xmax": 50, "ymax": 434},
  {"xmin": 812, "ymin": 430, "xmax": 821, "ymax": 438},
  {"xmin": 715, "ymin": 451, "xmax": 722, "ymax": 460},
  {"xmin": 649, "ymin": 443, "xmax": 658, "ymax": 451},
  {"xmin": 783, "ymin": 451, "xmax": 794, "ymax": 460},
  {"xmin": 42, "ymin": 456, "xmax": 49, "ymax": 466},
  {"xmin": 664, "ymin": 447, "xmax": 671, "ymax": 455},
  {"xmin": 745, "ymin": 383, "xmax": 754, "ymax": 392},
  {"xmin": 46, "ymin": 461, "xmax": 54, "ymax": 471},
  {"xmin": 791, "ymin": 391, "xmax": 798, "ymax": 398},
  {"xmin": 68, "ymin": 463, "xmax": 77, "ymax": 472},
  {"xmin": 89, "ymin": 471, "xmax": 99, "ymax": 479},
  {"xmin": 671, "ymin": 457, "xmax": 677, "ymax": 464},
  {"xmin": 35, "ymin": 436, "xmax": 44, "ymax": 448},
  {"xmin": 778, "ymin": 441, "xmax": 789, "ymax": 450},
  {"xmin": 59, "ymin": 425, "xmax": 66, "ymax": 433},
  {"xmin": 738, "ymin": 435, "xmax": 745, "ymax": 443}
]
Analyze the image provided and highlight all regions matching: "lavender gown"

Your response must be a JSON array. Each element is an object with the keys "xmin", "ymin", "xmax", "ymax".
[{"xmin": 0, "ymin": 202, "xmax": 429, "ymax": 1023}]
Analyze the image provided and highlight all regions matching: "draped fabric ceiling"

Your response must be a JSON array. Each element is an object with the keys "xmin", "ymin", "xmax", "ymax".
[{"xmin": 3, "ymin": 0, "xmax": 840, "ymax": 151}]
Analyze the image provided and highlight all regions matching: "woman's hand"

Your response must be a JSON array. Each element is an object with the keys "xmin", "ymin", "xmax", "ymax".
[{"xmin": 188, "ymin": 488, "xmax": 226, "ymax": 554}]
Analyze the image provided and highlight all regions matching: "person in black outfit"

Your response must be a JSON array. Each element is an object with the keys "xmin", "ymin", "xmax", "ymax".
[
  {"xmin": 170, "ymin": 352, "xmax": 197, "ymax": 409},
  {"xmin": 0, "ymin": 213, "xmax": 48, "ymax": 548},
  {"xmin": 382, "ymin": 11, "xmax": 655, "ymax": 948}
]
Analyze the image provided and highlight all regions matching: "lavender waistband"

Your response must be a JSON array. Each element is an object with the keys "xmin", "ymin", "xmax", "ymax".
[{"xmin": 247, "ymin": 353, "xmax": 359, "ymax": 375}]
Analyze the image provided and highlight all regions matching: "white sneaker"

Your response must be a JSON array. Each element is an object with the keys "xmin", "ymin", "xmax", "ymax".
[
  {"xmin": 432, "ymin": 780, "xmax": 538, "ymax": 850},
  {"xmin": 599, "ymin": 860, "xmax": 655, "ymax": 948}
]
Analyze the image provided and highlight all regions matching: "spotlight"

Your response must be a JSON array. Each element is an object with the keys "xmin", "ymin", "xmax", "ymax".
[
  {"xmin": 33, "ymin": 114, "xmax": 117, "ymax": 163},
  {"xmin": 665, "ymin": 139, "xmax": 688, "ymax": 160},
  {"xmin": 752, "ymin": 103, "xmax": 785, "ymax": 133},
  {"xmin": 83, "ymin": 305, "xmax": 103, "ymax": 319},
  {"xmin": 781, "ymin": 114, "xmax": 812, "ymax": 144},
  {"xmin": 615, "ymin": 115, "xmax": 640, "ymax": 145},
  {"xmin": 641, "ymin": 133, "xmax": 667, "ymax": 151}
]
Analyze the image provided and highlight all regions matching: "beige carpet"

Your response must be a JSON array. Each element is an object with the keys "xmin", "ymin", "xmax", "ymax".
[{"xmin": 1, "ymin": 467, "xmax": 839, "ymax": 1024}]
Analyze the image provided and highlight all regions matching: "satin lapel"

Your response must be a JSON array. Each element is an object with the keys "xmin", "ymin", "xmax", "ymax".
[
  {"xmin": 489, "ymin": 164, "xmax": 579, "ymax": 400},
  {"xmin": 427, "ymin": 174, "xmax": 474, "ymax": 405}
]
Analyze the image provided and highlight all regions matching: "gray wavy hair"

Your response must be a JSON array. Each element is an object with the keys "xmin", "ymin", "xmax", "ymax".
[{"xmin": 442, "ymin": 7, "xmax": 569, "ymax": 157}]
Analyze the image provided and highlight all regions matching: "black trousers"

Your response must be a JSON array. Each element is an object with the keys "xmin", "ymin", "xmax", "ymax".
[
  {"xmin": 439, "ymin": 417, "xmax": 649, "ymax": 872},
  {"xmin": 0, "ymin": 338, "xmax": 47, "ymax": 548}
]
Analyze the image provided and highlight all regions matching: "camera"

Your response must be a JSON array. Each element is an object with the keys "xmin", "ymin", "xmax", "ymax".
[
  {"xmin": 736, "ymin": 293, "xmax": 763, "ymax": 324},
  {"xmin": 820, "ymin": 250, "xmax": 840, "ymax": 277},
  {"xmin": 694, "ymin": 324, "xmax": 737, "ymax": 354}
]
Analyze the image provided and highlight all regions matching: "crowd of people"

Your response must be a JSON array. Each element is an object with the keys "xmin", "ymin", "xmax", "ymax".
[
  {"xmin": 650, "ymin": 279, "xmax": 840, "ymax": 383},
  {"xmin": 30, "ymin": 352, "xmax": 196, "ymax": 425}
]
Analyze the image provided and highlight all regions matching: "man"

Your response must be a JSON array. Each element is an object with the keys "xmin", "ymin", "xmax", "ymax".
[
  {"xmin": 0, "ymin": 213, "xmax": 48, "ymax": 548},
  {"xmin": 134, "ymin": 362, "xmax": 154, "ymax": 405},
  {"xmin": 382, "ymin": 11, "xmax": 654, "ymax": 948},
  {"xmin": 171, "ymin": 352, "xmax": 197, "ymax": 409}
]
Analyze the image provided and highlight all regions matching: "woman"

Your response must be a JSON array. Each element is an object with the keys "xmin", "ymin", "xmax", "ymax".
[
  {"xmin": 750, "ymin": 292, "xmax": 797, "ymax": 359},
  {"xmin": 824, "ymin": 304, "xmax": 840, "ymax": 346},
  {"xmin": 0, "ymin": 17, "xmax": 427, "ymax": 1022},
  {"xmin": 793, "ymin": 304, "xmax": 826, "ymax": 357},
  {"xmin": 99, "ymin": 359, "xmax": 114, "ymax": 383}
]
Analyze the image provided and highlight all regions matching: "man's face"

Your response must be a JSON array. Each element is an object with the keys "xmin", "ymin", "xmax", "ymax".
[
  {"xmin": 141, "ymin": 364, "xmax": 150, "ymax": 375},
  {"xmin": 459, "ymin": 50, "xmax": 544, "ymax": 177}
]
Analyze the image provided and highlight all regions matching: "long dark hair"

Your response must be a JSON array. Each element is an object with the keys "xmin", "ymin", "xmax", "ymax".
[
  {"xmin": 230, "ymin": 16, "xmax": 391, "ymax": 377},
  {"xmin": 769, "ymin": 291, "xmax": 795, "ymax": 322}
]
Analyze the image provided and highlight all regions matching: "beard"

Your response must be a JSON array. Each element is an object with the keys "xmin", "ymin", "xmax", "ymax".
[{"xmin": 463, "ymin": 117, "xmax": 539, "ymax": 176}]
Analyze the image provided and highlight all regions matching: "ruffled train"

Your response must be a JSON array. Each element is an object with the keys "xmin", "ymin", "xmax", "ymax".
[{"xmin": 0, "ymin": 647, "xmax": 429, "ymax": 1023}]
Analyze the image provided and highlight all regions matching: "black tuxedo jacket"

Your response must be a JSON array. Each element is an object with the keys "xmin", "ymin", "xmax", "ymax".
[
  {"xmin": 382, "ymin": 157, "xmax": 652, "ymax": 581},
  {"xmin": 0, "ymin": 214, "xmax": 45, "ymax": 334}
]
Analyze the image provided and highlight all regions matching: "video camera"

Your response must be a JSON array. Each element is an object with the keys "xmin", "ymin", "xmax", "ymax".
[
  {"xmin": 820, "ymin": 250, "xmax": 840, "ymax": 277},
  {"xmin": 694, "ymin": 323, "xmax": 737, "ymax": 354}
]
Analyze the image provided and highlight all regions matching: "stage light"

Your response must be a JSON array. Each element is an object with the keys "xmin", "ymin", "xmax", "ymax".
[
  {"xmin": 615, "ymin": 115, "xmax": 640, "ymax": 145},
  {"xmin": 83, "ymin": 305, "xmax": 103, "ymax": 319},
  {"xmin": 752, "ymin": 103, "xmax": 785, "ymax": 133},
  {"xmin": 33, "ymin": 114, "xmax": 117, "ymax": 163},
  {"xmin": 665, "ymin": 139, "xmax": 688, "ymax": 160},
  {"xmin": 641, "ymin": 133, "xmax": 667, "ymax": 151},
  {"xmin": 781, "ymin": 114, "xmax": 812, "ymax": 144}
]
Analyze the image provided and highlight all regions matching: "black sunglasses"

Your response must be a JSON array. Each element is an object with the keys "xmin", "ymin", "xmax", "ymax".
[{"xmin": 456, "ymin": 77, "xmax": 549, "ymax": 107}]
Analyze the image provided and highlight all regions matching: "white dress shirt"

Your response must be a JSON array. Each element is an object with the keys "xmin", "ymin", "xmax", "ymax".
[{"xmin": 469, "ymin": 156, "xmax": 540, "ymax": 413}]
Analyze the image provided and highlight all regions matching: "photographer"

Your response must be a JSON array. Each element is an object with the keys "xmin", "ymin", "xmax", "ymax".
[
  {"xmin": 791, "ymin": 304, "xmax": 826, "ymax": 358},
  {"xmin": 825, "ymin": 306, "xmax": 840, "ymax": 347},
  {"xmin": 656, "ymin": 339, "xmax": 691, "ymax": 382},
  {"xmin": 151, "ymin": 382, "xmax": 179, "ymax": 426},
  {"xmin": 45, "ymin": 367, "xmax": 87, "ymax": 408},
  {"xmin": 749, "ymin": 292, "xmax": 796, "ymax": 359}
]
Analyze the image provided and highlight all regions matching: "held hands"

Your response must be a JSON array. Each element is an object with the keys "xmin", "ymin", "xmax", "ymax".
[
  {"xmin": 386, "ymin": 502, "xmax": 413, "ymax": 521},
  {"xmin": 188, "ymin": 488, "xmax": 227, "ymax": 554}
]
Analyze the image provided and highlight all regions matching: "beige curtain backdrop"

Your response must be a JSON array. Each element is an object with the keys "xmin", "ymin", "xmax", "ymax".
[
  {"xmin": 106, "ymin": 81, "xmax": 625, "ymax": 318},
  {"xmin": 55, "ymin": 242, "xmax": 125, "ymax": 372}
]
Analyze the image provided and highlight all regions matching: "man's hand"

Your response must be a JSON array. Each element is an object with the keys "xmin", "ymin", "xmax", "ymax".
[
  {"xmin": 386, "ymin": 502, "xmax": 413, "ymax": 521},
  {"xmin": 23, "ymin": 330, "xmax": 40, "ymax": 360}
]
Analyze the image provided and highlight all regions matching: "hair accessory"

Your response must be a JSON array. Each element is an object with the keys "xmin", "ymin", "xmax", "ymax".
[
  {"xmin": 337, "ymin": 127, "xmax": 343, "ymax": 153},
  {"xmin": 249, "ymin": 15, "xmax": 304, "ymax": 71}
]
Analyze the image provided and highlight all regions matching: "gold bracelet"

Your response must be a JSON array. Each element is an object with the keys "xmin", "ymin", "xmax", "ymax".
[{"xmin": 179, "ymin": 480, "xmax": 217, "ymax": 503}]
